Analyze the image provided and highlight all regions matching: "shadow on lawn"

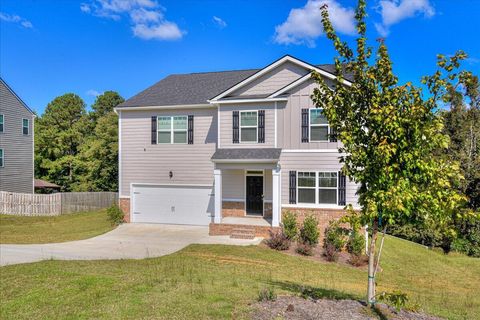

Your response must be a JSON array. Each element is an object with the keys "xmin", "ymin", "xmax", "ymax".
[{"xmin": 269, "ymin": 280, "xmax": 358, "ymax": 301}]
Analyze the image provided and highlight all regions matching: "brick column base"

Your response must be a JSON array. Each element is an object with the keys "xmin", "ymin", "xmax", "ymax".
[{"xmin": 119, "ymin": 198, "xmax": 130, "ymax": 223}]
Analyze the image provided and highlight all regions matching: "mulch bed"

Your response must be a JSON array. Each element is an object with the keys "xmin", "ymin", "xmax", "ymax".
[{"xmin": 250, "ymin": 296, "xmax": 443, "ymax": 320}]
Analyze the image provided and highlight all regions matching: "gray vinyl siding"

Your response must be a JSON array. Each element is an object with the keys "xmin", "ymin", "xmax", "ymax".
[
  {"xmin": 231, "ymin": 61, "xmax": 309, "ymax": 97},
  {"xmin": 279, "ymin": 152, "xmax": 359, "ymax": 206},
  {"xmin": 278, "ymin": 78, "xmax": 340, "ymax": 150},
  {"xmin": 0, "ymin": 81, "xmax": 34, "ymax": 194},
  {"xmin": 120, "ymin": 108, "xmax": 217, "ymax": 197},
  {"xmin": 222, "ymin": 168, "xmax": 273, "ymax": 202},
  {"xmin": 219, "ymin": 103, "xmax": 275, "ymax": 148}
]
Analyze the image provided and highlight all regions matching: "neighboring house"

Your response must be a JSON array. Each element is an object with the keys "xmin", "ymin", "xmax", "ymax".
[
  {"xmin": 0, "ymin": 78, "xmax": 35, "ymax": 194},
  {"xmin": 116, "ymin": 55, "xmax": 359, "ymax": 237}
]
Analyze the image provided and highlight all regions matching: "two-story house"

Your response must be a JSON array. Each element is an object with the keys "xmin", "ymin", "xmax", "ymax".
[
  {"xmin": 116, "ymin": 55, "xmax": 359, "ymax": 237},
  {"xmin": 0, "ymin": 78, "xmax": 35, "ymax": 194}
]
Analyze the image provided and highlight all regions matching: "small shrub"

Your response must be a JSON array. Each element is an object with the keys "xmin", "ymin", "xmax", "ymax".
[
  {"xmin": 323, "ymin": 221, "xmax": 348, "ymax": 261},
  {"xmin": 282, "ymin": 211, "xmax": 298, "ymax": 240},
  {"xmin": 296, "ymin": 242, "xmax": 314, "ymax": 256},
  {"xmin": 107, "ymin": 204, "xmax": 124, "ymax": 226},
  {"xmin": 265, "ymin": 229, "xmax": 290, "ymax": 250},
  {"xmin": 378, "ymin": 290, "xmax": 409, "ymax": 311},
  {"xmin": 347, "ymin": 231, "xmax": 365, "ymax": 256},
  {"xmin": 299, "ymin": 214, "xmax": 319, "ymax": 246},
  {"xmin": 258, "ymin": 287, "xmax": 277, "ymax": 302}
]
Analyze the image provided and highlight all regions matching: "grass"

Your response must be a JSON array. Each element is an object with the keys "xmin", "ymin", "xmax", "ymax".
[
  {"xmin": 0, "ymin": 210, "xmax": 115, "ymax": 244},
  {"xmin": 1, "ymin": 235, "xmax": 479, "ymax": 319}
]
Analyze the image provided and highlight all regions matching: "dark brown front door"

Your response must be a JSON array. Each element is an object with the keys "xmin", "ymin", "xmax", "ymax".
[{"xmin": 246, "ymin": 176, "xmax": 263, "ymax": 215}]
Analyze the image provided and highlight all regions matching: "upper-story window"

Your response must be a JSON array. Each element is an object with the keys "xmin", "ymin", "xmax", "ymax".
[
  {"xmin": 240, "ymin": 111, "xmax": 258, "ymax": 143},
  {"xmin": 157, "ymin": 116, "xmax": 187, "ymax": 144},
  {"xmin": 22, "ymin": 118, "xmax": 29, "ymax": 135},
  {"xmin": 0, "ymin": 114, "xmax": 4, "ymax": 133},
  {"xmin": 309, "ymin": 108, "xmax": 329, "ymax": 141},
  {"xmin": 0, "ymin": 148, "xmax": 4, "ymax": 167}
]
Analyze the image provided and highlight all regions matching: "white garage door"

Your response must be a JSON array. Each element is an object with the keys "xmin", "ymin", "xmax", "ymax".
[{"xmin": 132, "ymin": 184, "xmax": 214, "ymax": 225}]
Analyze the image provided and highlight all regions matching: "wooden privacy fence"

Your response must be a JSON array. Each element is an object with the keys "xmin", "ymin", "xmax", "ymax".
[{"xmin": 0, "ymin": 191, "xmax": 118, "ymax": 216}]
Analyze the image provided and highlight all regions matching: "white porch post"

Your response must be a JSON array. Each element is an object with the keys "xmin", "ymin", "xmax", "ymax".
[
  {"xmin": 214, "ymin": 169, "xmax": 222, "ymax": 223},
  {"xmin": 272, "ymin": 166, "xmax": 281, "ymax": 227}
]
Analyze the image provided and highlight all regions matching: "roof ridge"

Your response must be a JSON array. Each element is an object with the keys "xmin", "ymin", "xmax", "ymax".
[{"xmin": 170, "ymin": 68, "xmax": 260, "ymax": 76}]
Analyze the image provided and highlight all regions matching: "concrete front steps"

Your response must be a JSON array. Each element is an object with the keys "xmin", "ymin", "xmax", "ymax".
[
  {"xmin": 209, "ymin": 222, "xmax": 279, "ymax": 239},
  {"xmin": 229, "ymin": 226, "xmax": 257, "ymax": 239}
]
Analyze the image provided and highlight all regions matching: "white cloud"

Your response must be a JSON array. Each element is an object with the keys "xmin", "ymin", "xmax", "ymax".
[
  {"xmin": 273, "ymin": 0, "xmax": 356, "ymax": 47},
  {"xmin": 375, "ymin": 0, "xmax": 435, "ymax": 36},
  {"xmin": 0, "ymin": 12, "xmax": 33, "ymax": 29},
  {"xmin": 86, "ymin": 89, "xmax": 101, "ymax": 96},
  {"xmin": 212, "ymin": 16, "xmax": 227, "ymax": 28},
  {"xmin": 80, "ymin": 0, "xmax": 184, "ymax": 40}
]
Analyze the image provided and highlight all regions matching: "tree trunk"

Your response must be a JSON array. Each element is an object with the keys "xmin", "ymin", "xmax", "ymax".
[{"xmin": 367, "ymin": 220, "xmax": 378, "ymax": 306}]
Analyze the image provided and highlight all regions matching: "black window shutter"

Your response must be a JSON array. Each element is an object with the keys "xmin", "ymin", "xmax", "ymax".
[
  {"xmin": 151, "ymin": 116, "xmax": 157, "ymax": 144},
  {"xmin": 188, "ymin": 115, "xmax": 194, "ymax": 144},
  {"xmin": 338, "ymin": 171, "xmax": 346, "ymax": 206},
  {"xmin": 301, "ymin": 108, "xmax": 309, "ymax": 143},
  {"xmin": 258, "ymin": 110, "xmax": 265, "ymax": 143},
  {"xmin": 232, "ymin": 111, "xmax": 239, "ymax": 144},
  {"xmin": 289, "ymin": 171, "xmax": 297, "ymax": 204},
  {"xmin": 329, "ymin": 126, "xmax": 337, "ymax": 142}
]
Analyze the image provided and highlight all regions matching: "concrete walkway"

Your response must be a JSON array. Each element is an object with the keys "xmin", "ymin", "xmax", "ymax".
[{"xmin": 0, "ymin": 224, "xmax": 263, "ymax": 266}]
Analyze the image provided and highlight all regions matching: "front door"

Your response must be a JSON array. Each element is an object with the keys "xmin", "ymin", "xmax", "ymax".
[{"xmin": 246, "ymin": 176, "xmax": 263, "ymax": 215}]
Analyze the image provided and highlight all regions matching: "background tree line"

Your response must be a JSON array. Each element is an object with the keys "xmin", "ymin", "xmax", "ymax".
[{"xmin": 34, "ymin": 91, "xmax": 124, "ymax": 192}]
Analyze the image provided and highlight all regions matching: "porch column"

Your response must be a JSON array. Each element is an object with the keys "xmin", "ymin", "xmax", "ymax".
[
  {"xmin": 272, "ymin": 166, "xmax": 281, "ymax": 227},
  {"xmin": 214, "ymin": 169, "xmax": 222, "ymax": 223}
]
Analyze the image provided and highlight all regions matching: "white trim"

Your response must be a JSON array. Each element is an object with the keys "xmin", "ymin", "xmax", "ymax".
[
  {"xmin": 282, "ymin": 149, "xmax": 341, "ymax": 153},
  {"xmin": 210, "ymin": 55, "xmax": 351, "ymax": 101},
  {"xmin": 217, "ymin": 104, "xmax": 221, "ymax": 148},
  {"xmin": 274, "ymin": 101, "xmax": 277, "ymax": 148},
  {"xmin": 214, "ymin": 169, "xmax": 222, "ymax": 223},
  {"xmin": 119, "ymin": 196, "xmax": 130, "ymax": 199},
  {"xmin": 208, "ymin": 98, "xmax": 288, "ymax": 104},
  {"xmin": 211, "ymin": 159, "xmax": 278, "ymax": 163},
  {"xmin": 282, "ymin": 204, "xmax": 349, "ymax": 210},
  {"xmin": 115, "ymin": 104, "xmax": 213, "ymax": 112},
  {"xmin": 131, "ymin": 182, "xmax": 213, "ymax": 188},
  {"xmin": 222, "ymin": 198, "xmax": 244, "ymax": 202},
  {"xmin": 31, "ymin": 116, "xmax": 35, "ymax": 193},
  {"xmin": 118, "ymin": 110, "xmax": 122, "ymax": 197},
  {"xmin": 22, "ymin": 118, "xmax": 30, "ymax": 135},
  {"xmin": 239, "ymin": 110, "xmax": 258, "ymax": 143},
  {"xmin": 272, "ymin": 167, "xmax": 281, "ymax": 227}
]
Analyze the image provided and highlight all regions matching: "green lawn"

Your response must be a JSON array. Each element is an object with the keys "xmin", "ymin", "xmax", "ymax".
[
  {"xmin": 1, "ymin": 236, "xmax": 478, "ymax": 319},
  {"xmin": 0, "ymin": 210, "xmax": 115, "ymax": 244}
]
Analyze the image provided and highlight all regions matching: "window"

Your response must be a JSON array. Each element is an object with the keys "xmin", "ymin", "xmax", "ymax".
[
  {"xmin": 0, "ymin": 114, "xmax": 3, "ymax": 132},
  {"xmin": 0, "ymin": 148, "xmax": 3, "ymax": 167},
  {"xmin": 240, "ymin": 111, "xmax": 257, "ymax": 142},
  {"xmin": 318, "ymin": 172, "xmax": 338, "ymax": 204},
  {"xmin": 309, "ymin": 108, "xmax": 329, "ymax": 141},
  {"xmin": 297, "ymin": 171, "xmax": 338, "ymax": 205},
  {"xmin": 157, "ymin": 116, "xmax": 187, "ymax": 144},
  {"xmin": 22, "ymin": 118, "xmax": 29, "ymax": 135},
  {"xmin": 298, "ymin": 172, "xmax": 316, "ymax": 204}
]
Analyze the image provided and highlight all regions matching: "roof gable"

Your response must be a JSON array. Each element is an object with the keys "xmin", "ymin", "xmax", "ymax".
[{"xmin": 0, "ymin": 78, "xmax": 34, "ymax": 114}]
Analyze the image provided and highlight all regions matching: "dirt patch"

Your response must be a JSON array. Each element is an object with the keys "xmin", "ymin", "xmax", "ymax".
[{"xmin": 250, "ymin": 296, "xmax": 443, "ymax": 320}]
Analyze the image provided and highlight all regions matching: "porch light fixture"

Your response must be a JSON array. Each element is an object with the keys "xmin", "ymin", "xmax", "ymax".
[{"xmin": 169, "ymin": 171, "xmax": 173, "ymax": 179}]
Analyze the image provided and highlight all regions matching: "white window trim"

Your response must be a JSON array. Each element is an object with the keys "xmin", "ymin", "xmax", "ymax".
[
  {"xmin": 157, "ymin": 115, "xmax": 188, "ymax": 144},
  {"xmin": 239, "ymin": 110, "xmax": 258, "ymax": 143},
  {"xmin": 309, "ymin": 108, "xmax": 329, "ymax": 142},
  {"xmin": 0, "ymin": 114, "xmax": 4, "ymax": 133},
  {"xmin": 297, "ymin": 171, "xmax": 338, "ymax": 205},
  {"xmin": 22, "ymin": 118, "xmax": 29, "ymax": 135},
  {"xmin": 0, "ymin": 148, "xmax": 4, "ymax": 168}
]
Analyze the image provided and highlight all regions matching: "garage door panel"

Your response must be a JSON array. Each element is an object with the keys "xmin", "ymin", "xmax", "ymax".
[{"xmin": 132, "ymin": 184, "xmax": 214, "ymax": 225}]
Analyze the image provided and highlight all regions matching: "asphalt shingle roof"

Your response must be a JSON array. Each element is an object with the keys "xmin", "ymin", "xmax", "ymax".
[
  {"xmin": 118, "ymin": 63, "xmax": 353, "ymax": 108},
  {"xmin": 211, "ymin": 148, "xmax": 282, "ymax": 161}
]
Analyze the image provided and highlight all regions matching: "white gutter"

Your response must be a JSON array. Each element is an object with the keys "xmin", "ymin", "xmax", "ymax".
[
  {"xmin": 207, "ymin": 98, "xmax": 288, "ymax": 104},
  {"xmin": 114, "ymin": 103, "xmax": 213, "ymax": 112},
  {"xmin": 211, "ymin": 159, "xmax": 278, "ymax": 163}
]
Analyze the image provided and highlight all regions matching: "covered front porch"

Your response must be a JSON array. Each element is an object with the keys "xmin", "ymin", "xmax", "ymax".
[{"xmin": 210, "ymin": 148, "xmax": 282, "ymax": 238}]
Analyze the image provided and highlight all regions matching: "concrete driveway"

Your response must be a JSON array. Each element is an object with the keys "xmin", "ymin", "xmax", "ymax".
[{"xmin": 0, "ymin": 224, "xmax": 262, "ymax": 266}]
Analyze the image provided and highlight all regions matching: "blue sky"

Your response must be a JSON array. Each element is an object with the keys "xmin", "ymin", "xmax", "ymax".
[{"xmin": 1, "ymin": 0, "xmax": 479, "ymax": 115}]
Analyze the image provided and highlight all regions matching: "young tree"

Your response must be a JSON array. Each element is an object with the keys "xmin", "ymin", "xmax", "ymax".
[
  {"xmin": 35, "ymin": 93, "xmax": 88, "ymax": 191},
  {"xmin": 312, "ymin": 0, "xmax": 466, "ymax": 305}
]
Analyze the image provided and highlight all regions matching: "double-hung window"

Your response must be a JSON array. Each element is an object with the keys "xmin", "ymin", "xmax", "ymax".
[
  {"xmin": 297, "ymin": 171, "xmax": 338, "ymax": 205},
  {"xmin": 157, "ymin": 116, "xmax": 187, "ymax": 144},
  {"xmin": 0, "ymin": 114, "xmax": 4, "ymax": 133},
  {"xmin": 22, "ymin": 118, "xmax": 29, "ymax": 135},
  {"xmin": 309, "ymin": 108, "xmax": 329, "ymax": 141},
  {"xmin": 240, "ymin": 111, "xmax": 258, "ymax": 143},
  {"xmin": 0, "ymin": 148, "xmax": 3, "ymax": 167}
]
